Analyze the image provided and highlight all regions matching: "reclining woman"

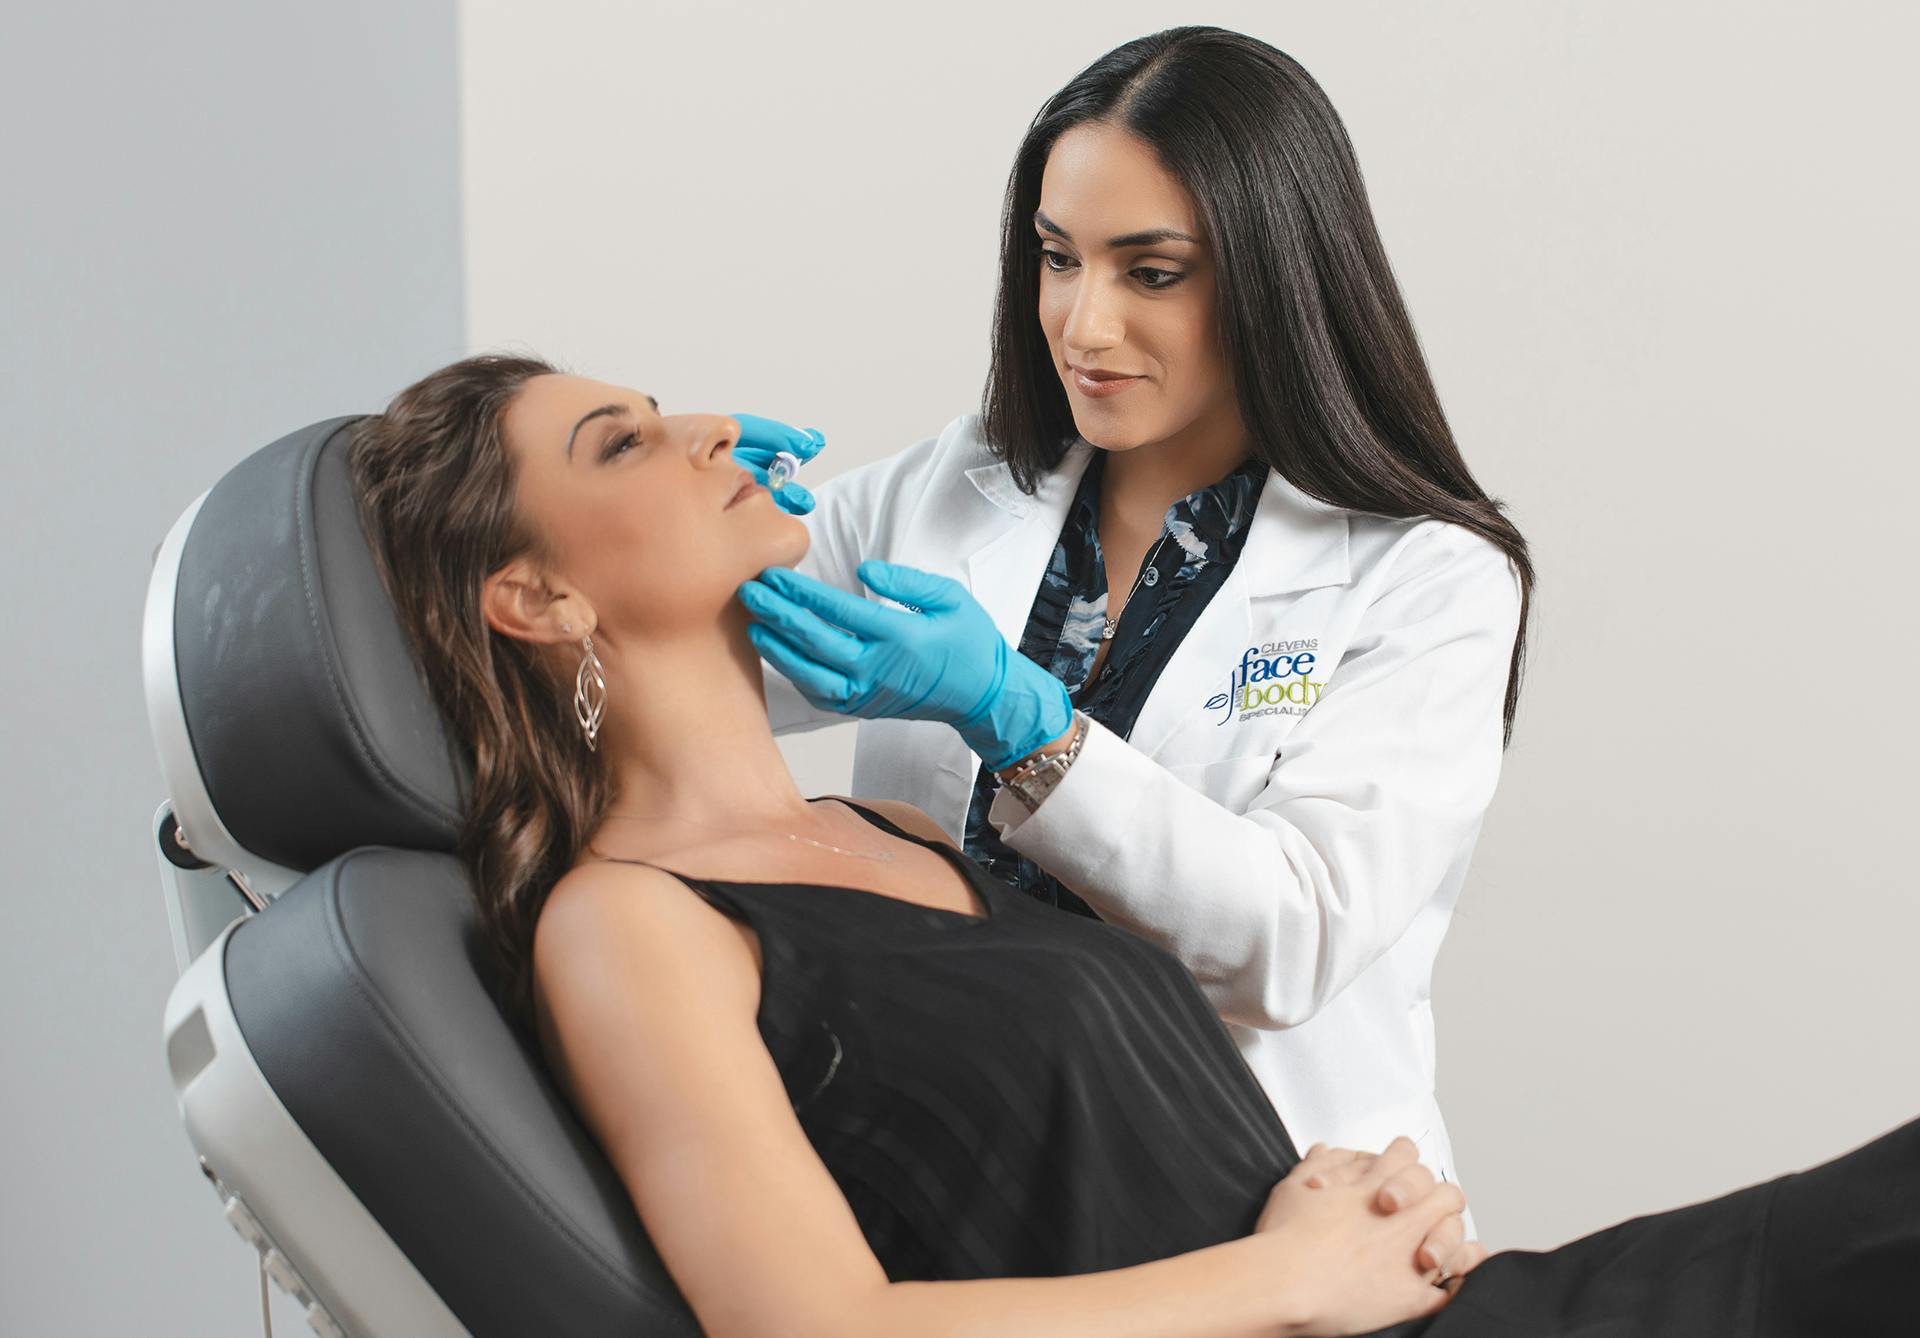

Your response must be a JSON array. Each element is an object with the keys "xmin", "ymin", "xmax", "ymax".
[{"xmin": 349, "ymin": 356, "xmax": 1916, "ymax": 1338}]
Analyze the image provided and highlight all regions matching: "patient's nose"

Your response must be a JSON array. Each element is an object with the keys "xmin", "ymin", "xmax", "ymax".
[{"xmin": 688, "ymin": 414, "xmax": 739, "ymax": 466}]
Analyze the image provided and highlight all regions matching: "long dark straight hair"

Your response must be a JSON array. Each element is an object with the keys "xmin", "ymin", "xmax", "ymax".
[{"xmin": 983, "ymin": 26, "xmax": 1534, "ymax": 743}]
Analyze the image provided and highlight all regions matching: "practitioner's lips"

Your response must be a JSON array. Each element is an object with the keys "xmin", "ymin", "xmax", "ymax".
[{"xmin": 1069, "ymin": 363, "xmax": 1146, "ymax": 398}]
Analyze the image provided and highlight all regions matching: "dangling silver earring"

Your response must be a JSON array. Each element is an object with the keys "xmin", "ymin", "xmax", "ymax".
[{"xmin": 573, "ymin": 634, "xmax": 607, "ymax": 750}]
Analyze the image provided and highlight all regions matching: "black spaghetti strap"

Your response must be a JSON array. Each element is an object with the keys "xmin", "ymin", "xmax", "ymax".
[
  {"xmin": 590, "ymin": 797, "xmax": 993, "ymax": 923},
  {"xmin": 817, "ymin": 794, "xmax": 927, "ymax": 844},
  {"xmin": 594, "ymin": 853, "xmax": 683, "ymax": 877},
  {"xmin": 591, "ymin": 854, "xmax": 749, "ymax": 920},
  {"xmin": 817, "ymin": 795, "xmax": 995, "ymax": 909}
]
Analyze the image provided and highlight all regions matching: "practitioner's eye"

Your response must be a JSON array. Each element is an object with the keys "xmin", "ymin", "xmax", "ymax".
[{"xmin": 1037, "ymin": 246, "xmax": 1180, "ymax": 290}]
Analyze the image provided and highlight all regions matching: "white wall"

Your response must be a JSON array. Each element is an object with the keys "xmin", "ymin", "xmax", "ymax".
[
  {"xmin": 0, "ymin": 2, "xmax": 465, "ymax": 1332},
  {"xmin": 463, "ymin": 0, "xmax": 1920, "ymax": 1254}
]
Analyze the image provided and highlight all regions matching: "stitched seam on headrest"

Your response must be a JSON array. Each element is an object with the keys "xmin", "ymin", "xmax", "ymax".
[
  {"xmin": 294, "ymin": 429, "xmax": 457, "ymax": 833},
  {"xmin": 321, "ymin": 851, "xmax": 680, "ymax": 1313}
]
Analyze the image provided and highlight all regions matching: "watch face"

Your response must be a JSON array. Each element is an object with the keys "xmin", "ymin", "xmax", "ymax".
[
  {"xmin": 1003, "ymin": 717, "xmax": 1084, "ymax": 798},
  {"xmin": 1013, "ymin": 776, "xmax": 1055, "ymax": 809},
  {"xmin": 1024, "ymin": 760, "xmax": 1066, "ymax": 794}
]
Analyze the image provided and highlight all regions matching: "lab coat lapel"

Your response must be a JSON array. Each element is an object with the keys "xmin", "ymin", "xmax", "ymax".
[
  {"xmin": 960, "ymin": 438, "xmax": 1097, "ymax": 645},
  {"xmin": 904, "ymin": 439, "xmax": 1095, "ymax": 831},
  {"xmin": 1126, "ymin": 467, "xmax": 1352, "ymax": 761}
]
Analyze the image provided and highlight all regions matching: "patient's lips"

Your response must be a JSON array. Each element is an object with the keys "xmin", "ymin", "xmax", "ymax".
[{"xmin": 723, "ymin": 472, "xmax": 762, "ymax": 510}]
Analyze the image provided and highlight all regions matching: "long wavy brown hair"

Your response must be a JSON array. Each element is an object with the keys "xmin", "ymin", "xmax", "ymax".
[{"xmin": 347, "ymin": 353, "xmax": 609, "ymax": 1021}]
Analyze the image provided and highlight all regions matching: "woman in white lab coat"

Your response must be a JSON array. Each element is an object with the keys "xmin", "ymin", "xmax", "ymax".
[{"xmin": 734, "ymin": 26, "xmax": 1532, "ymax": 1194}]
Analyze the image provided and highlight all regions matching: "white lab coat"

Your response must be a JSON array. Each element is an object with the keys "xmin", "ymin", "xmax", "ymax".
[{"xmin": 764, "ymin": 413, "xmax": 1524, "ymax": 1195}]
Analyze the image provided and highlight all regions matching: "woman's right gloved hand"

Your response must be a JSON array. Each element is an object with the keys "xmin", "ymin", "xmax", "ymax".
[
  {"xmin": 738, "ymin": 560, "xmax": 1075, "ymax": 772},
  {"xmin": 729, "ymin": 412, "xmax": 827, "ymax": 515},
  {"xmin": 1253, "ymin": 1137, "xmax": 1488, "ymax": 1335}
]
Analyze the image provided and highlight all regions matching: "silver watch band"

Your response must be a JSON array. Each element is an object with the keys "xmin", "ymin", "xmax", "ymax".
[{"xmin": 996, "ymin": 712, "xmax": 1090, "ymax": 813}]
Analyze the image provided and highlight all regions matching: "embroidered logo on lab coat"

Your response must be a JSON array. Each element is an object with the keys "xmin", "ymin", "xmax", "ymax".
[{"xmin": 1203, "ymin": 641, "xmax": 1326, "ymax": 725}]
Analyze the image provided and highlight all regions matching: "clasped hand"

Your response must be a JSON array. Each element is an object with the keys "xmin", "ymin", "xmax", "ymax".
[{"xmin": 1256, "ymin": 1137, "xmax": 1488, "ymax": 1335}]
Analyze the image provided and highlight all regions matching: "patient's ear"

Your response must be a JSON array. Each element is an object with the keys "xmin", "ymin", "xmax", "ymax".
[{"xmin": 482, "ymin": 558, "xmax": 593, "ymax": 645}]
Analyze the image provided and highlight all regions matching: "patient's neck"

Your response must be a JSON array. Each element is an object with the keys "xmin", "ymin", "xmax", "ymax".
[{"xmin": 591, "ymin": 603, "xmax": 812, "ymax": 831}]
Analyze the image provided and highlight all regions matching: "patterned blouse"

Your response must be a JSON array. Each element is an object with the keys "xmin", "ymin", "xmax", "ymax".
[{"xmin": 961, "ymin": 446, "xmax": 1270, "ymax": 918}]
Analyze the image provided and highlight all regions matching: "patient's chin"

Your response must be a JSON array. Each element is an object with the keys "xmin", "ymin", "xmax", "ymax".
[{"xmin": 763, "ymin": 510, "xmax": 810, "ymax": 566}]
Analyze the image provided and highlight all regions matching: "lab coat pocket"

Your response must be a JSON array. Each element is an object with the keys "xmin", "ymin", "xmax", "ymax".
[{"xmin": 1151, "ymin": 700, "xmax": 1308, "ymax": 772}]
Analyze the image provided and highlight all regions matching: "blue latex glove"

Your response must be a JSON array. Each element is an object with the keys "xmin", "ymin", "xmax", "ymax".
[
  {"xmin": 739, "ymin": 560, "xmax": 1075, "ymax": 772},
  {"xmin": 730, "ymin": 412, "xmax": 827, "ymax": 515}
]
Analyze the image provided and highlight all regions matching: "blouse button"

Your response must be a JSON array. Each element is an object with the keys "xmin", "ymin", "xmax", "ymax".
[{"xmin": 1142, "ymin": 567, "xmax": 1160, "ymax": 586}]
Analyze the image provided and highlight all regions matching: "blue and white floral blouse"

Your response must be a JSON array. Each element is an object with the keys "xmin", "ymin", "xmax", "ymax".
[{"xmin": 961, "ymin": 447, "xmax": 1270, "ymax": 917}]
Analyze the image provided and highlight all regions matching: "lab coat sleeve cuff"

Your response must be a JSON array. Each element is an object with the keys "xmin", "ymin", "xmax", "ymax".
[{"xmin": 987, "ymin": 717, "xmax": 1140, "ymax": 889}]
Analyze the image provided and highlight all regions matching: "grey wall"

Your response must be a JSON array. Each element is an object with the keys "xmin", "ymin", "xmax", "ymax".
[{"xmin": 0, "ymin": 3, "xmax": 464, "ymax": 1333}]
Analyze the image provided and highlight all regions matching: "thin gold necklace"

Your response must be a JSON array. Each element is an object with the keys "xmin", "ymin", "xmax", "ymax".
[{"xmin": 600, "ymin": 811, "xmax": 898, "ymax": 863}]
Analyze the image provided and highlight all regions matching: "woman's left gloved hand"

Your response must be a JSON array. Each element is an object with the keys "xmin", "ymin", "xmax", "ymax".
[
  {"xmin": 739, "ymin": 560, "xmax": 1074, "ymax": 772},
  {"xmin": 729, "ymin": 412, "xmax": 827, "ymax": 515}
]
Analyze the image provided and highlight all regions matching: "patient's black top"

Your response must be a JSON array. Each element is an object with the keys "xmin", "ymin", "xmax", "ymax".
[
  {"xmin": 604, "ymin": 800, "xmax": 1920, "ymax": 1332},
  {"xmin": 608, "ymin": 797, "xmax": 1298, "ymax": 1281}
]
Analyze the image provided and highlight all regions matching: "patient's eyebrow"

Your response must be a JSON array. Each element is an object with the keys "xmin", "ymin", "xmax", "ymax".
[
  {"xmin": 565, "ymin": 395, "xmax": 660, "ymax": 459},
  {"xmin": 1034, "ymin": 210, "xmax": 1198, "ymax": 250}
]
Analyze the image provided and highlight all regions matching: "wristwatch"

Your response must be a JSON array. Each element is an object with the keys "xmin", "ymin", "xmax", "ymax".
[{"xmin": 995, "ymin": 711, "xmax": 1090, "ymax": 813}]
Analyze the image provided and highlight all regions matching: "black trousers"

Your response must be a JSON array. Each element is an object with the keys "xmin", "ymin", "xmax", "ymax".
[{"xmin": 1366, "ymin": 1114, "xmax": 1920, "ymax": 1337}]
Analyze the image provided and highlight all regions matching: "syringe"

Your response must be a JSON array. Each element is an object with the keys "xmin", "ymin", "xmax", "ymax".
[{"xmin": 766, "ymin": 450, "xmax": 803, "ymax": 494}]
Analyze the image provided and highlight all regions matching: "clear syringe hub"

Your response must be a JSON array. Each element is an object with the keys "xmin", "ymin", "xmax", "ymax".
[{"xmin": 767, "ymin": 450, "xmax": 803, "ymax": 492}]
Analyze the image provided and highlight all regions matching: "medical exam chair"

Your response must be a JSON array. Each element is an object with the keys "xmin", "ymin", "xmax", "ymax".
[{"xmin": 143, "ymin": 417, "xmax": 704, "ymax": 1336}]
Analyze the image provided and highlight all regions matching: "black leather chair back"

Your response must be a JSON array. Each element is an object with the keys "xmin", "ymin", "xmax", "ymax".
[{"xmin": 173, "ymin": 419, "xmax": 699, "ymax": 1335}]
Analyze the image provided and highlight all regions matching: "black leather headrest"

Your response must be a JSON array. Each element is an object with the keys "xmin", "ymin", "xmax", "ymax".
[{"xmin": 172, "ymin": 417, "xmax": 465, "ymax": 871}]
